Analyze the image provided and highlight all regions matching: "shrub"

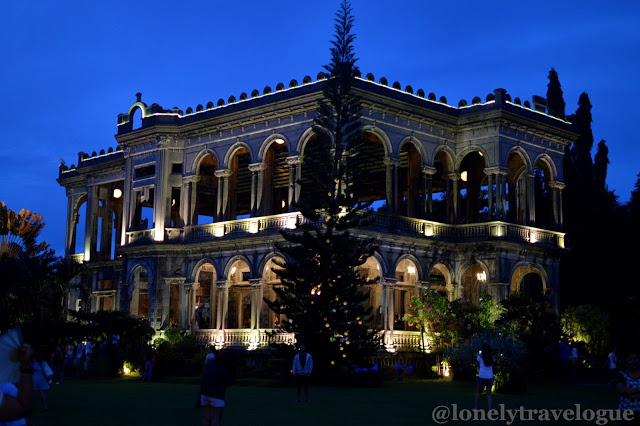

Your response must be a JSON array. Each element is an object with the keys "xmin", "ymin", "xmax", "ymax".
[
  {"xmin": 561, "ymin": 305, "xmax": 611, "ymax": 357},
  {"xmin": 443, "ymin": 330, "xmax": 527, "ymax": 393}
]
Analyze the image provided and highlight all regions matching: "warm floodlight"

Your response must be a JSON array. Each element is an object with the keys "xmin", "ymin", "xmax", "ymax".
[
  {"xmin": 113, "ymin": 188, "xmax": 123, "ymax": 199},
  {"xmin": 477, "ymin": 271, "xmax": 487, "ymax": 282},
  {"xmin": 274, "ymin": 138, "xmax": 285, "ymax": 145},
  {"xmin": 460, "ymin": 171, "xmax": 468, "ymax": 182}
]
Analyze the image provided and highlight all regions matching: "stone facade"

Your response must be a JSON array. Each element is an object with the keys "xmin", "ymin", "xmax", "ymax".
[{"xmin": 57, "ymin": 77, "xmax": 575, "ymax": 351}]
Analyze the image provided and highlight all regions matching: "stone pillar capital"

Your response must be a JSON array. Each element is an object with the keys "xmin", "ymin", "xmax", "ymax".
[
  {"xmin": 422, "ymin": 165, "xmax": 437, "ymax": 175},
  {"xmin": 249, "ymin": 278, "xmax": 265, "ymax": 287},
  {"xmin": 285, "ymin": 155, "xmax": 301, "ymax": 165},
  {"xmin": 384, "ymin": 157, "xmax": 401, "ymax": 167},
  {"xmin": 214, "ymin": 169, "xmax": 233, "ymax": 178},
  {"xmin": 549, "ymin": 181, "xmax": 566, "ymax": 190},
  {"xmin": 183, "ymin": 175, "xmax": 200, "ymax": 184},
  {"xmin": 215, "ymin": 280, "xmax": 230, "ymax": 289},
  {"xmin": 249, "ymin": 162, "xmax": 267, "ymax": 172},
  {"xmin": 381, "ymin": 277, "xmax": 397, "ymax": 287}
]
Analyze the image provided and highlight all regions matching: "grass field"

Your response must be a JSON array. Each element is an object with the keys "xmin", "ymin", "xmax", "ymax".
[{"xmin": 26, "ymin": 376, "xmax": 619, "ymax": 426}]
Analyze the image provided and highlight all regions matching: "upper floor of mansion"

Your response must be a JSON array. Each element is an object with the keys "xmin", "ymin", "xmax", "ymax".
[{"xmin": 58, "ymin": 74, "xmax": 575, "ymax": 264}]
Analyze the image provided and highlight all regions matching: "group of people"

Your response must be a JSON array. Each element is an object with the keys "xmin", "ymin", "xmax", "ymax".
[{"xmin": 196, "ymin": 343, "xmax": 313, "ymax": 425}]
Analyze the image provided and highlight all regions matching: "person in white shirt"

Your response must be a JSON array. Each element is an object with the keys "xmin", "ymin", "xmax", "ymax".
[
  {"xmin": 292, "ymin": 344, "xmax": 313, "ymax": 403},
  {"xmin": 474, "ymin": 343, "xmax": 494, "ymax": 411}
]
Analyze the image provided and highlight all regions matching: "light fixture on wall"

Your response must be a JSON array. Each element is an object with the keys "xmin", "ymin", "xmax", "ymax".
[
  {"xmin": 460, "ymin": 171, "xmax": 468, "ymax": 182},
  {"xmin": 274, "ymin": 138, "xmax": 285, "ymax": 145},
  {"xmin": 407, "ymin": 266, "xmax": 416, "ymax": 274},
  {"xmin": 476, "ymin": 271, "xmax": 487, "ymax": 282},
  {"xmin": 281, "ymin": 200, "xmax": 286, "ymax": 208},
  {"xmin": 230, "ymin": 267, "xmax": 237, "ymax": 275},
  {"xmin": 113, "ymin": 188, "xmax": 123, "ymax": 199}
]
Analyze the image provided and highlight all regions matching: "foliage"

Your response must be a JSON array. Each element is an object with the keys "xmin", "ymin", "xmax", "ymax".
[
  {"xmin": 0, "ymin": 201, "xmax": 89, "ymax": 331},
  {"xmin": 443, "ymin": 330, "xmax": 528, "ymax": 393},
  {"xmin": 265, "ymin": 1, "xmax": 379, "ymax": 372},
  {"xmin": 498, "ymin": 292, "xmax": 560, "ymax": 347},
  {"xmin": 403, "ymin": 289, "xmax": 504, "ymax": 350},
  {"xmin": 546, "ymin": 67, "xmax": 565, "ymax": 119},
  {"xmin": 154, "ymin": 330, "xmax": 203, "ymax": 377},
  {"xmin": 561, "ymin": 305, "xmax": 611, "ymax": 357}
]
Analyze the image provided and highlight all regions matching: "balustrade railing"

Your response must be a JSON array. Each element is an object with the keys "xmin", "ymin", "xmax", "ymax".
[{"xmin": 125, "ymin": 211, "xmax": 562, "ymax": 248}]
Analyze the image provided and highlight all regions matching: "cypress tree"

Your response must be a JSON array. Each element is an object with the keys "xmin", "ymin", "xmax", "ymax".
[
  {"xmin": 265, "ymin": 1, "xmax": 379, "ymax": 371},
  {"xmin": 572, "ymin": 92, "xmax": 594, "ymax": 182},
  {"xmin": 593, "ymin": 139, "xmax": 609, "ymax": 190},
  {"xmin": 546, "ymin": 68, "xmax": 566, "ymax": 119}
]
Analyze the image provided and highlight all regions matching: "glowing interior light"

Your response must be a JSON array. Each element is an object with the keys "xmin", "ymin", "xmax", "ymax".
[
  {"xmin": 230, "ymin": 267, "xmax": 237, "ymax": 275},
  {"xmin": 460, "ymin": 171, "xmax": 468, "ymax": 182},
  {"xmin": 281, "ymin": 200, "xmax": 286, "ymax": 209},
  {"xmin": 407, "ymin": 266, "xmax": 416, "ymax": 274},
  {"xmin": 476, "ymin": 271, "xmax": 487, "ymax": 282},
  {"xmin": 286, "ymin": 216, "xmax": 296, "ymax": 229},
  {"xmin": 171, "ymin": 199, "xmax": 176, "ymax": 207},
  {"xmin": 478, "ymin": 152, "xmax": 484, "ymax": 157},
  {"xmin": 274, "ymin": 138, "xmax": 285, "ymax": 145},
  {"xmin": 113, "ymin": 188, "xmax": 122, "ymax": 199},
  {"xmin": 249, "ymin": 221, "xmax": 259, "ymax": 234}
]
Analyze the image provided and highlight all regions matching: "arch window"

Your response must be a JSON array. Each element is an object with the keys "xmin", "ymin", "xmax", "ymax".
[
  {"xmin": 195, "ymin": 154, "xmax": 218, "ymax": 225},
  {"xmin": 262, "ymin": 143, "xmax": 289, "ymax": 215},
  {"xmin": 459, "ymin": 152, "xmax": 487, "ymax": 224},
  {"xmin": 227, "ymin": 260, "xmax": 251, "ymax": 329},
  {"xmin": 461, "ymin": 264, "xmax": 486, "ymax": 305},
  {"xmin": 130, "ymin": 267, "xmax": 150, "ymax": 319},
  {"xmin": 262, "ymin": 257, "xmax": 286, "ymax": 328},
  {"xmin": 393, "ymin": 259, "xmax": 419, "ymax": 330},
  {"xmin": 398, "ymin": 142, "xmax": 423, "ymax": 218},
  {"xmin": 194, "ymin": 263, "xmax": 217, "ymax": 329},
  {"xmin": 228, "ymin": 148, "xmax": 252, "ymax": 220},
  {"xmin": 355, "ymin": 257, "xmax": 382, "ymax": 329}
]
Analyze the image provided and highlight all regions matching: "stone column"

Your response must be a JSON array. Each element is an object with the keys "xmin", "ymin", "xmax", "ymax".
[
  {"xmin": 486, "ymin": 172, "xmax": 494, "ymax": 220},
  {"xmin": 527, "ymin": 174, "xmax": 536, "ymax": 226},
  {"xmin": 214, "ymin": 170, "xmax": 233, "ymax": 221},
  {"xmin": 449, "ymin": 173, "xmax": 460, "ymax": 224},
  {"xmin": 384, "ymin": 158, "xmax": 401, "ymax": 215},
  {"xmin": 286, "ymin": 156, "xmax": 301, "ymax": 212},
  {"xmin": 249, "ymin": 279, "xmax": 265, "ymax": 329},
  {"xmin": 83, "ymin": 183, "xmax": 98, "ymax": 262},
  {"xmin": 249, "ymin": 163, "xmax": 267, "ymax": 216},
  {"xmin": 154, "ymin": 141, "xmax": 172, "ymax": 242},
  {"xmin": 423, "ymin": 166, "xmax": 436, "ymax": 220},
  {"xmin": 557, "ymin": 183, "xmax": 564, "ymax": 230},
  {"xmin": 121, "ymin": 155, "xmax": 133, "ymax": 246},
  {"xmin": 178, "ymin": 282, "xmax": 191, "ymax": 330},
  {"xmin": 181, "ymin": 176, "xmax": 199, "ymax": 227},
  {"xmin": 382, "ymin": 278, "xmax": 397, "ymax": 351}
]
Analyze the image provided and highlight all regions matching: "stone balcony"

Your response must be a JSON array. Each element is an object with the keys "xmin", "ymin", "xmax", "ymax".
[
  {"xmin": 125, "ymin": 211, "xmax": 564, "ymax": 248},
  {"xmin": 192, "ymin": 328, "xmax": 426, "ymax": 352}
]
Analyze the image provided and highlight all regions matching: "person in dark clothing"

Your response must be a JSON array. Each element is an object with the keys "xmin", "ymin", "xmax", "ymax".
[{"xmin": 200, "ymin": 357, "xmax": 233, "ymax": 426}]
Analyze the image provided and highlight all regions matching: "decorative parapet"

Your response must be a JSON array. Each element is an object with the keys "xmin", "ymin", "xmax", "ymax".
[{"xmin": 176, "ymin": 212, "xmax": 565, "ymax": 248}]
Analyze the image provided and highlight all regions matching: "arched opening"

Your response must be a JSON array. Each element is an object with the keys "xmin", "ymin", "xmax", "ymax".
[
  {"xmin": 355, "ymin": 257, "xmax": 382, "ymax": 329},
  {"xmin": 429, "ymin": 264, "xmax": 451, "ymax": 299},
  {"xmin": 511, "ymin": 266, "xmax": 545, "ymax": 300},
  {"xmin": 131, "ymin": 107, "xmax": 142, "ymax": 130},
  {"xmin": 357, "ymin": 132, "xmax": 387, "ymax": 211},
  {"xmin": 194, "ymin": 263, "xmax": 216, "ymax": 329},
  {"xmin": 506, "ymin": 152, "xmax": 528, "ymax": 224},
  {"xmin": 73, "ymin": 197, "xmax": 87, "ymax": 255},
  {"xmin": 130, "ymin": 266, "xmax": 150, "ymax": 320},
  {"xmin": 195, "ymin": 154, "xmax": 218, "ymax": 225},
  {"xmin": 299, "ymin": 132, "xmax": 333, "ymax": 211},
  {"xmin": 262, "ymin": 142, "xmax": 289, "ymax": 216},
  {"xmin": 534, "ymin": 159, "xmax": 554, "ymax": 230},
  {"xmin": 398, "ymin": 142, "xmax": 423, "ymax": 218},
  {"xmin": 227, "ymin": 260, "xmax": 251, "ymax": 329},
  {"xmin": 228, "ymin": 148, "xmax": 251, "ymax": 220},
  {"xmin": 262, "ymin": 257, "xmax": 286, "ymax": 328},
  {"xmin": 461, "ymin": 264, "xmax": 485, "ymax": 304},
  {"xmin": 133, "ymin": 187, "xmax": 154, "ymax": 231},
  {"xmin": 432, "ymin": 150, "xmax": 454, "ymax": 223},
  {"xmin": 394, "ymin": 259, "xmax": 419, "ymax": 330},
  {"xmin": 459, "ymin": 151, "xmax": 487, "ymax": 224}
]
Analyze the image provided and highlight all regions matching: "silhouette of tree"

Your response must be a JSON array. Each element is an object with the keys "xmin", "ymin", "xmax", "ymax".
[{"xmin": 546, "ymin": 68, "xmax": 566, "ymax": 119}]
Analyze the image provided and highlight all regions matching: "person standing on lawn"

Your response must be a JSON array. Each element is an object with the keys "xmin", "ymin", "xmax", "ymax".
[
  {"xmin": 292, "ymin": 344, "xmax": 313, "ymax": 403},
  {"xmin": 200, "ymin": 355, "xmax": 233, "ymax": 426},
  {"xmin": 474, "ymin": 343, "xmax": 494, "ymax": 411},
  {"xmin": 614, "ymin": 349, "xmax": 640, "ymax": 424}
]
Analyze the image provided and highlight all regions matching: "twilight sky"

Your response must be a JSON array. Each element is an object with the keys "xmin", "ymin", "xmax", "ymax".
[{"xmin": 1, "ymin": 1, "xmax": 639, "ymax": 255}]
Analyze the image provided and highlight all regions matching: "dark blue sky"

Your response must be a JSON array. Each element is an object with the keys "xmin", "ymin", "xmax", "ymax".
[{"xmin": 2, "ymin": 1, "xmax": 639, "ymax": 255}]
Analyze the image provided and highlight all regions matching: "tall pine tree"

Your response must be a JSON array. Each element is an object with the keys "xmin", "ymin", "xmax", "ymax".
[
  {"xmin": 265, "ymin": 1, "xmax": 379, "ymax": 371},
  {"xmin": 546, "ymin": 68, "xmax": 566, "ymax": 119}
]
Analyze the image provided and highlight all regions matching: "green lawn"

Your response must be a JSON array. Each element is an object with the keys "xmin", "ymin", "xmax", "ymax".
[{"xmin": 27, "ymin": 376, "xmax": 619, "ymax": 426}]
